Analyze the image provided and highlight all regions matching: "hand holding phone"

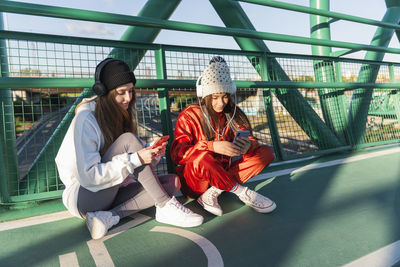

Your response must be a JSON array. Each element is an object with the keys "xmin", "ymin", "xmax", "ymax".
[
  {"xmin": 151, "ymin": 136, "xmax": 170, "ymax": 149},
  {"xmin": 231, "ymin": 130, "xmax": 251, "ymax": 162},
  {"xmin": 233, "ymin": 130, "xmax": 250, "ymax": 144},
  {"xmin": 138, "ymin": 136, "xmax": 169, "ymax": 165}
]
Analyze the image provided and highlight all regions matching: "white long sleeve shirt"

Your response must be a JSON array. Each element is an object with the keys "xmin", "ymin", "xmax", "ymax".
[{"xmin": 55, "ymin": 99, "xmax": 142, "ymax": 218}]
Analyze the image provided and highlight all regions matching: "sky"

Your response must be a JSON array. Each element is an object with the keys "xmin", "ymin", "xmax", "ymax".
[{"xmin": 3, "ymin": 0, "xmax": 400, "ymax": 62}]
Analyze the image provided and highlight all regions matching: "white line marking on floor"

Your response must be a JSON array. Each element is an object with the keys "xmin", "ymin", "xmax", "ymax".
[
  {"xmin": 253, "ymin": 146, "xmax": 400, "ymax": 182},
  {"xmin": 104, "ymin": 213, "xmax": 151, "ymax": 240},
  {"xmin": 269, "ymin": 156, "xmax": 315, "ymax": 167},
  {"xmin": 342, "ymin": 240, "xmax": 400, "ymax": 267},
  {"xmin": 364, "ymin": 143, "xmax": 399, "ymax": 151},
  {"xmin": 0, "ymin": 210, "xmax": 73, "ymax": 231},
  {"xmin": 87, "ymin": 240, "xmax": 114, "ymax": 267},
  {"xmin": 150, "ymin": 226, "xmax": 224, "ymax": 267},
  {"xmin": 59, "ymin": 252, "xmax": 80, "ymax": 267},
  {"xmin": 86, "ymin": 213, "xmax": 151, "ymax": 267}
]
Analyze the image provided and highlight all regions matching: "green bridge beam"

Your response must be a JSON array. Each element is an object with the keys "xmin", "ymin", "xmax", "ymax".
[
  {"xmin": 349, "ymin": 0, "xmax": 400, "ymax": 146},
  {"xmin": 238, "ymin": 0, "xmax": 400, "ymax": 31},
  {"xmin": 2, "ymin": 77, "xmax": 400, "ymax": 90},
  {"xmin": 110, "ymin": 0, "xmax": 181, "ymax": 70},
  {"xmin": 0, "ymin": 13, "xmax": 18, "ymax": 202},
  {"xmin": 2, "ymin": 1, "xmax": 400, "ymax": 55},
  {"xmin": 209, "ymin": 0, "xmax": 342, "ymax": 149},
  {"xmin": 310, "ymin": 0, "xmax": 349, "ymax": 144}
]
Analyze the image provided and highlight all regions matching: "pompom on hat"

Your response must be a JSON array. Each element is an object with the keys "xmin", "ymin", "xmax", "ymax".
[{"xmin": 196, "ymin": 56, "xmax": 236, "ymax": 98}]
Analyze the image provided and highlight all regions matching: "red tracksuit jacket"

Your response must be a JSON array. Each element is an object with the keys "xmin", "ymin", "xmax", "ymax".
[{"xmin": 171, "ymin": 104, "xmax": 274, "ymax": 198}]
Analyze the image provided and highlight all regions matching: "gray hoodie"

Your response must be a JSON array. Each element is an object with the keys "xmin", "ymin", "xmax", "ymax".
[{"xmin": 55, "ymin": 98, "xmax": 142, "ymax": 218}]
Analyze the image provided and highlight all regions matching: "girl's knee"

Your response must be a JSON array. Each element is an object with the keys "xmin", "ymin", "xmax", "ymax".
[
  {"xmin": 258, "ymin": 145, "xmax": 275, "ymax": 163},
  {"xmin": 119, "ymin": 132, "xmax": 142, "ymax": 144},
  {"xmin": 118, "ymin": 132, "xmax": 144, "ymax": 152}
]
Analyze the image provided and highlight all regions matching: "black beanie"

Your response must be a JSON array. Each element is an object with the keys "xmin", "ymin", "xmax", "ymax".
[{"xmin": 99, "ymin": 59, "xmax": 136, "ymax": 93}]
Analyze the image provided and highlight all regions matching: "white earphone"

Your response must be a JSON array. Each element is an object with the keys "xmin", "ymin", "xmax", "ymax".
[{"xmin": 198, "ymin": 94, "xmax": 237, "ymax": 141}]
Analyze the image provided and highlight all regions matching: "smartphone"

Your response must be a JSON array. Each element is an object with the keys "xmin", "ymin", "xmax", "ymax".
[
  {"xmin": 151, "ymin": 136, "xmax": 170, "ymax": 149},
  {"xmin": 231, "ymin": 130, "xmax": 250, "ymax": 163},
  {"xmin": 233, "ymin": 130, "xmax": 250, "ymax": 144}
]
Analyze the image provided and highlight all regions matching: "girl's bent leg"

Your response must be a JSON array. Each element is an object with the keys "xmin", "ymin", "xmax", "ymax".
[
  {"xmin": 77, "ymin": 133, "xmax": 143, "ymax": 217},
  {"xmin": 183, "ymin": 150, "xmax": 237, "ymax": 198},
  {"xmin": 78, "ymin": 133, "xmax": 172, "ymax": 217},
  {"xmin": 134, "ymin": 165, "xmax": 170, "ymax": 207},
  {"xmin": 102, "ymin": 132, "xmax": 144, "ymax": 162},
  {"xmin": 104, "ymin": 132, "xmax": 171, "ymax": 207},
  {"xmin": 77, "ymin": 185, "xmax": 120, "ymax": 217},
  {"xmin": 110, "ymin": 174, "xmax": 181, "ymax": 218},
  {"xmin": 229, "ymin": 145, "xmax": 274, "ymax": 184}
]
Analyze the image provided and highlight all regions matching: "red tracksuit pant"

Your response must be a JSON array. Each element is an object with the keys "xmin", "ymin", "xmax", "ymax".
[{"xmin": 177, "ymin": 145, "xmax": 274, "ymax": 198}]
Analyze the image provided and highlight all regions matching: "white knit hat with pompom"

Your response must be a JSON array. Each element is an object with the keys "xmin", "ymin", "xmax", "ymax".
[{"xmin": 196, "ymin": 56, "xmax": 236, "ymax": 98}]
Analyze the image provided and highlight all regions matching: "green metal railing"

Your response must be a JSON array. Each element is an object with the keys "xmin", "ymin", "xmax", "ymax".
[
  {"xmin": 0, "ymin": 0, "xmax": 400, "ymax": 205},
  {"xmin": 1, "ymin": 33, "xmax": 399, "ymax": 204}
]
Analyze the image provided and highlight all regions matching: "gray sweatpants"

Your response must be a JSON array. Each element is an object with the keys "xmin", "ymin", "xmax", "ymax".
[{"xmin": 77, "ymin": 133, "xmax": 179, "ymax": 218}]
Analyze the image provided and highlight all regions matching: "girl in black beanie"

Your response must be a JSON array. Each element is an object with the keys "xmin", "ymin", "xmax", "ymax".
[{"xmin": 56, "ymin": 58, "xmax": 203, "ymax": 240}]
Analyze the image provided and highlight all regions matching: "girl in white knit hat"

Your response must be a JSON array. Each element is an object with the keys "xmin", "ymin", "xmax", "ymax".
[{"xmin": 171, "ymin": 56, "xmax": 276, "ymax": 216}]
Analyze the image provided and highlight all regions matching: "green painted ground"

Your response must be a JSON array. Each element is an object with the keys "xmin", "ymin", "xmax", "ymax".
[{"xmin": 0, "ymin": 147, "xmax": 399, "ymax": 267}]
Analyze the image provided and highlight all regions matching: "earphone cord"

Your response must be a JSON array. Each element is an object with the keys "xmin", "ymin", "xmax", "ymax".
[{"xmin": 198, "ymin": 94, "xmax": 237, "ymax": 141}]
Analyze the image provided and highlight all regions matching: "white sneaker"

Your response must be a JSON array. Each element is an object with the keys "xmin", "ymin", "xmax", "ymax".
[
  {"xmin": 238, "ymin": 187, "xmax": 276, "ymax": 213},
  {"xmin": 156, "ymin": 196, "xmax": 204, "ymax": 227},
  {"xmin": 197, "ymin": 187, "xmax": 223, "ymax": 216},
  {"xmin": 86, "ymin": 211, "xmax": 120, "ymax": 240}
]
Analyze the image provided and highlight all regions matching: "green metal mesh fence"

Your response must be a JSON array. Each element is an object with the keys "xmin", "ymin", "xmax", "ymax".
[
  {"xmin": 0, "ymin": 37, "xmax": 399, "ymax": 202},
  {"xmin": 6, "ymin": 40, "xmax": 157, "ymax": 79}
]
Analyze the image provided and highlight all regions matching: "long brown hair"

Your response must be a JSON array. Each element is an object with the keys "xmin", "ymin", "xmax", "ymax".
[
  {"xmin": 199, "ymin": 93, "xmax": 252, "ymax": 141},
  {"xmin": 75, "ymin": 86, "xmax": 137, "ymax": 155}
]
